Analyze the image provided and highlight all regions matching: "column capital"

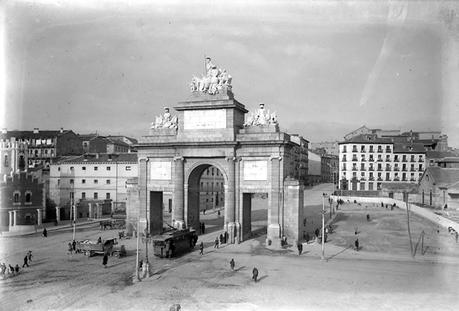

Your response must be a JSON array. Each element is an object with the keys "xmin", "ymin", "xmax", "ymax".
[
  {"xmin": 138, "ymin": 157, "xmax": 149, "ymax": 162},
  {"xmin": 270, "ymin": 155, "xmax": 282, "ymax": 161},
  {"xmin": 173, "ymin": 156, "xmax": 184, "ymax": 162},
  {"xmin": 225, "ymin": 156, "xmax": 237, "ymax": 162}
]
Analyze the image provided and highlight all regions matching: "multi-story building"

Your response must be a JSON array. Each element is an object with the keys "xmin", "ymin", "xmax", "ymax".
[
  {"xmin": 310, "ymin": 141, "xmax": 339, "ymax": 156},
  {"xmin": 339, "ymin": 134, "xmax": 426, "ymax": 191},
  {"xmin": 79, "ymin": 134, "xmax": 132, "ymax": 154},
  {"xmin": 0, "ymin": 128, "xmax": 83, "ymax": 168},
  {"xmin": 49, "ymin": 153, "xmax": 138, "ymax": 220},
  {"xmin": 0, "ymin": 172, "xmax": 44, "ymax": 233},
  {"xmin": 321, "ymin": 154, "xmax": 339, "ymax": 185},
  {"xmin": 199, "ymin": 166, "xmax": 225, "ymax": 212},
  {"xmin": 307, "ymin": 150, "xmax": 322, "ymax": 186},
  {"xmin": 0, "ymin": 138, "xmax": 28, "ymax": 178}
]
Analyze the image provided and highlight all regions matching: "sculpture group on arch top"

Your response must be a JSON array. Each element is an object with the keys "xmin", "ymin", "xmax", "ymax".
[
  {"xmin": 189, "ymin": 56, "xmax": 232, "ymax": 95},
  {"xmin": 151, "ymin": 57, "xmax": 279, "ymax": 129}
]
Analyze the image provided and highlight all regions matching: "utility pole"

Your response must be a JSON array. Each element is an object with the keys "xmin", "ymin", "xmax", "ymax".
[
  {"xmin": 135, "ymin": 218, "xmax": 141, "ymax": 282},
  {"xmin": 144, "ymin": 158, "xmax": 150, "ymax": 277},
  {"xmin": 321, "ymin": 193, "xmax": 326, "ymax": 261},
  {"xmin": 406, "ymin": 201, "xmax": 414, "ymax": 257},
  {"xmin": 72, "ymin": 197, "xmax": 76, "ymax": 241}
]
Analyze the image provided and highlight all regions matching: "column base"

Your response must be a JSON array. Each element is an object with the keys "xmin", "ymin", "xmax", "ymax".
[
  {"xmin": 235, "ymin": 222, "xmax": 241, "ymax": 244},
  {"xmin": 226, "ymin": 222, "xmax": 237, "ymax": 244},
  {"xmin": 266, "ymin": 223, "xmax": 282, "ymax": 248}
]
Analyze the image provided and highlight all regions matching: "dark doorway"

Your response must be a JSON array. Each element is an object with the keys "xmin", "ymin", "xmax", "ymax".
[
  {"xmin": 242, "ymin": 193, "xmax": 268, "ymax": 241},
  {"xmin": 149, "ymin": 191, "xmax": 163, "ymax": 235}
]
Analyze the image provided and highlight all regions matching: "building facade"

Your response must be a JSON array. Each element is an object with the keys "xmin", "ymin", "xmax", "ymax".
[
  {"xmin": 49, "ymin": 153, "xmax": 138, "ymax": 220},
  {"xmin": 0, "ymin": 128, "xmax": 83, "ymax": 168},
  {"xmin": 339, "ymin": 134, "xmax": 426, "ymax": 191},
  {"xmin": 0, "ymin": 172, "xmax": 44, "ymax": 232},
  {"xmin": 199, "ymin": 166, "xmax": 225, "ymax": 212},
  {"xmin": 80, "ymin": 134, "xmax": 132, "ymax": 154}
]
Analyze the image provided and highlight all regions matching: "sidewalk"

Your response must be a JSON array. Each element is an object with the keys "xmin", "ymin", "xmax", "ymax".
[{"xmin": 0, "ymin": 218, "xmax": 109, "ymax": 238}]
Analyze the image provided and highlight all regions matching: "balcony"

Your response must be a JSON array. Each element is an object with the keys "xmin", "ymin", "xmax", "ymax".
[
  {"xmin": 352, "ymin": 167, "xmax": 358, "ymax": 171},
  {"xmin": 385, "ymin": 178, "xmax": 391, "ymax": 181},
  {"xmin": 410, "ymin": 178, "xmax": 416, "ymax": 182},
  {"xmin": 377, "ymin": 177, "xmax": 383, "ymax": 181},
  {"xmin": 385, "ymin": 166, "xmax": 391, "ymax": 171},
  {"xmin": 360, "ymin": 177, "xmax": 366, "ymax": 181},
  {"xmin": 402, "ymin": 178, "xmax": 407, "ymax": 182},
  {"xmin": 369, "ymin": 177, "xmax": 375, "ymax": 181},
  {"xmin": 369, "ymin": 149, "xmax": 374, "ymax": 153},
  {"xmin": 368, "ymin": 167, "xmax": 374, "ymax": 171},
  {"xmin": 385, "ymin": 148, "xmax": 391, "ymax": 153},
  {"xmin": 360, "ymin": 149, "xmax": 366, "ymax": 153},
  {"xmin": 419, "ymin": 159, "xmax": 424, "ymax": 162},
  {"xmin": 402, "ymin": 159, "xmax": 408, "ymax": 162},
  {"xmin": 394, "ymin": 177, "xmax": 400, "ymax": 181},
  {"xmin": 352, "ymin": 158, "xmax": 358, "ymax": 162},
  {"xmin": 361, "ymin": 158, "xmax": 366, "ymax": 162},
  {"xmin": 341, "ymin": 167, "xmax": 347, "ymax": 171},
  {"xmin": 369, "ymin": 158, "xmax": 375, "ymax": 162},
  {"xmin": 394, "ymin": 167, "xmax": 399, "ymax": 171},
  {"xmin": 377, "ymin": 149, "xmax": 383, "ymax": 153},
  {"xmin": 402, "ymin": 168, "xmax": 407, "ymax": 172},
  {"xmin": 377, "ymin": 159, "xmax": 383, "ymax": 162},
  {"xmin": 352, "ymin": 148, "xmax": 358, "ymax": 153}
]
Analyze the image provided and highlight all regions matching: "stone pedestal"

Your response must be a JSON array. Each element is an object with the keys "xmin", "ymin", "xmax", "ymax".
[{"xmin": 37, "ymin": 209, "xmax": 42, "ymax": 226}]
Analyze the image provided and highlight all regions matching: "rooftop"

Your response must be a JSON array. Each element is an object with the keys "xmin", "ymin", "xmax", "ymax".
[
  {"xmin": 423, "ymin": 166, "xmax": 459, "ymax": 187},
  {"xmin": 55, "ymin": 153, "xmax": 137, "ymax": 164},
  {"xmin": 0, "ymin": 130, "xmax": 73, "ymax": 139}
]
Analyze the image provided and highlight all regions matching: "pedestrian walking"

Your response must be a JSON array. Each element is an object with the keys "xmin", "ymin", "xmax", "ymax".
[
  {"xmin": 230, "ymin": 258, "xmax": 235, "ymax": 270},
  {"xmin": 68, "ymin": 242, "xmax": 73, "ymax": 255},
  {"xmin": 214, "ymin": 237, "xmax": 219, "ymax": 249},
  {"xmin": 252, "ymin": 267, "xmax": 259, "ymax": 282},
  {"xmin": 314, "ymin": 228, "xmax": 319, "ymax": 238},
  {"xmin": 22, "ymin": 255, "xmax": 29, "ymax": 268},
  {"xmin": 27, "ymin": 251, "xmax": 33, "ymax": 262},
  {"xmin": 202, "ymin": 223, "xmax": 206, "ymax": 234},
  {"xmin": 297, "ymin": 243, "xmax": 303, "ymax": 255},
  {"xmin": 366, "ymin": 214, "xmax": 370, "ymax": 222},
  {"xmin": 219, "ymin": 233, "xmax": 224, "ymax": 245},
  {"xmin": 72, "ymin": 240, "xmax": 77, "ymax": 252},
  {"xmin": 224, "ymin": 231, "xmax": 228, "ymax": 244},
  {"xmin": 355, "ymin": 238, "xmax": 359, "ymax": 251},
  {"xmin": 139, "ymin": 260, "xmax": 143, "ymax": 271},
  {"xmin": 42, "ymin": 228, "xmax": 47, "ymax": 237},
  {"xmin": 455, "ymin": 231, "xmax": 458, "ymax": 243},
  {"xmin": 14, "ymin": 264, "xmax": 20, "ymax": 274},
  {"xmin": 102, "ymin": 253, "xmax": 108, "ymax": 268},
  {"xmin": 199, "ymin": 241, "xmax": 204, "ymax": 255}
]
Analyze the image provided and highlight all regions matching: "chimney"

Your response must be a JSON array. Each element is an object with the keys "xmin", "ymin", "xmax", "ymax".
[
  {"xmin": 33, "ymin": 128, "xmax": 39, "ymax": 134},
  {"xmin": 60, "ymin": 127, "xmax": 64, "ymax": 133},
  {"xmin": 1, "ymin": 128, "xmax": 6, "ymax": 134}
]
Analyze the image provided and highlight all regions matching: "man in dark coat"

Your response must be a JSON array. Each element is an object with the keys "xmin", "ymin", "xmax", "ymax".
[
  {"xmin": 314, "ymin": 228, "xmax": 319, "ymax": 238},
  {"xmin": 202, "ymin": 223, "xmax": 206, "ymax": 234},
  {"xmin": 355, "ymin": 238, "xmax": 359, "ymax": 251},
  {"xmin": 252, "ymin": 267, "xmax": 259, "ymax": 282},
  {"xmin": 230, "ymin": 258, "xmax": 235, "ymax": 270},
  {"xmin": 22, "ymin": 255, "xmax": 29, "ymax": 268},
  {"xmin": 297, "ymin": 243, "xmax": 303, "ymax": 255},
  {"xmin": 219, "ymin": 233, "xmax": 224, "ymax": 245},
  {"xmin": 102, "ymin": 253, "xmax": 108, "ymax": 268},
  {"xmin": 214, "ymin": 237, "xmax": 219, "ymax": 249},
  {"xmin": 199, "ymin": 242, "xmax": 204, "ymax": 255},
  {"xmin": 72, "ymin": 240, "xmax": 76, "ymax": 252},
  {"xmin": 42, "ymin": 228, "xmax": 47, "ymax": 237}
]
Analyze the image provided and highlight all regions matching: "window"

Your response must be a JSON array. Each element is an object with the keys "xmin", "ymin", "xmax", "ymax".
[
  {"xmin": 106, "ymin": 193, "xmax": 110, "ymax": 199},
  {"xmin": 94, "ymin": 192, "xmax": 98, "ymax": 199},
  {"xmin": 70, "ymin": 166, "xmax": 74, "ymax": 171},
  {"xmin": 70, "ymin": 179, "xmax": 74, "ymax": 184},
  {"xmin": 106, "ymin": 179, "xmax": 111, "ymax": 184},
  {"xmin": 94, "ymin": 179, "xmax": 98, "ymax": 184},
  {"xmin": 82, "ymin": 179, "xmax": 86, "ymax": 184},
  {"xmin": 82, "ymin": 166, "xmax": 86, "ymax": 171},
  {"xmin": 125, "ymin": 166, "xmax": 131, "ymax": 171},
  {"xmin": 4, "ymin": 155, "xmax": 8, "ymax": 167},
  {"xmin": 82, "ymin": 192, "xmax": 86, "ymax": 199},
  {"xmin": 57, "ymin": 179, "xmax": 60, "ymax": 185},
  {"xmin": 106, "ymin": 166, "xmax": 111, "ymax": 171},
  {"xmin": 13, "ymin": 192, "xmax": 20, "ymax": 203},
  {"xmin": 94, "ymin": 166, "xmax": 98, "ymax": 171},
  {"xmin": 58, "ymin": 167, "xmax": 61, "ymax": 171}
]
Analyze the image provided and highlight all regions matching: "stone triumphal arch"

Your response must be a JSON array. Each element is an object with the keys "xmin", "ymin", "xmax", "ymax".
[{"xmin": 129, "ymin": 58, "xmax": 309, "ymax": 246}]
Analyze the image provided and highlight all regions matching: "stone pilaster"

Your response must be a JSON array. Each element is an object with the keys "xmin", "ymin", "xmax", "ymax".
[
  {"xmin": 55, "ymin": 206, "xmax": 61, "ymax": 222},
  {"xmin": 234, "ymin": 157, "xmax": 242, "ymax": 243},
  {"xmin": 173, "ymin": 156, "xmax": 185, "ymax": 229},
  {"xmin": 13, "ymin": 210, "xmax": 18, "ymax": 227},
  {"xmin": 267, "ymin": 155, "xmax": 282, "ymax": 246},
  {"xmin": 138, "ymin": 158, "xmax": 148, "ymax": 229},
  {"xmin": 89, "ymin": 203, "xmax": 93, "ymax": 219},
  {"xmin": 8, "ymin": 211, "xmax": 13, "ymax": 228},
  {"xmin": 37, "ymin": 209, "xmax": 42, "ymax": 226},
  {"xmin": 224, "ymin": 156, "xmax": 236, "ymax": 243}
]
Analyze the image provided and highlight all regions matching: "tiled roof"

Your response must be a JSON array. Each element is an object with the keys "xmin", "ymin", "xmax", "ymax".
[
  {"xmin": 0, "ymin": 130, "xmax": 74, "ymax": 139},
  {"xmin": 340, "ymin": 134, "xmax": 392, "ymax": 144},
  {"xmin": 381, "ymin": 182, "xmax": 418, "ymax": 193},
  {"xmin": 393, "ymin": 143, "xmax": 426, "ymax": 153},
  {"xmin": 425, "ymin": 151, "xmax": 458, "ymax": 159},
  {"xmin": 56, "ymin": 153, "xmax": 137, "ymax": 164},
  {"xmin": 424, "ymin": 167, "xmax": 459, "ymax": 187}
]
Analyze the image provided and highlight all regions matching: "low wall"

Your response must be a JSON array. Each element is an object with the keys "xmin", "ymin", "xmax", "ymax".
[{"xmin": 330, "ymin": 195, "xmax": 459, "ymax": 233}]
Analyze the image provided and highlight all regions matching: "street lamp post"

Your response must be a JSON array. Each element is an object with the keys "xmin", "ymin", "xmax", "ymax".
[
  {"xmin": 321, "ymin": 193, "xmax": 326, "ymax": 261},
  {"xmin": 72, "ymin": 198, "xmax": 76, "ymax": 242}
]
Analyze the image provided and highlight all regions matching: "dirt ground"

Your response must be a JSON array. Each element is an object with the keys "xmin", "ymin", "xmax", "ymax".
[{"xmin": 1, "ymin": 189, "xmax": 458, "ymax": 310}]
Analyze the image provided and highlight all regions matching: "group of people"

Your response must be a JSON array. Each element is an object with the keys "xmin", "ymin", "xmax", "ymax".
[
  {"xmin": 67, "ymin": 240, "xmax": 77, "ymax": 254},
  {"xmin": 199, "ymin": 222, "xmax": 206, "ymax": 234},
  {"xmin": 1, "ymin": 251, "xmax": 33, "ymax": 279},
  {"xmin": 214, "ymin": 232, "xmax": 229, "ymax": 248}
]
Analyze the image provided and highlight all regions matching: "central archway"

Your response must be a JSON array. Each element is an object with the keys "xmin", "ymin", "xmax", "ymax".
[{"xmin": 186, "ymin": 163, "xmax": 227, "ymax": 235}]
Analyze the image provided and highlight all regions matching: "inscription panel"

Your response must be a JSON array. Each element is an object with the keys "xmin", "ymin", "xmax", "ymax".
[
  {"xmin": 150, "ymin": 161, "xmax": 172, "ymax": 180},
  {"xmin": 243, "ymin": 160, "xmax": 268, "ymax": 181},
  {"xmin": 184, "ymin": 109, "xmax": 226, "ymax": 130}
]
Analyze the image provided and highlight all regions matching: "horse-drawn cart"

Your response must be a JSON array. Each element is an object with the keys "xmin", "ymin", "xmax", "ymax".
[{"xmin": 76, "ymin": 238, "xmax": 118, "ymax": 257}]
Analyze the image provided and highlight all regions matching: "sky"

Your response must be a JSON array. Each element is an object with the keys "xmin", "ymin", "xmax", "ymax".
[{"xmin": 1, "ymin": 0, "xmax": 459, "ymax": 147}]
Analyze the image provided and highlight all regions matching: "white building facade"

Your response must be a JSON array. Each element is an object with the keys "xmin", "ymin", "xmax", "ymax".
[
  {"xmin": 49, "ymin": 154, "xmax": 138, "ymax": 209},
  {"xmin": 339, "ymin": 135, "xmax": 426, "ymax": 191}
]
